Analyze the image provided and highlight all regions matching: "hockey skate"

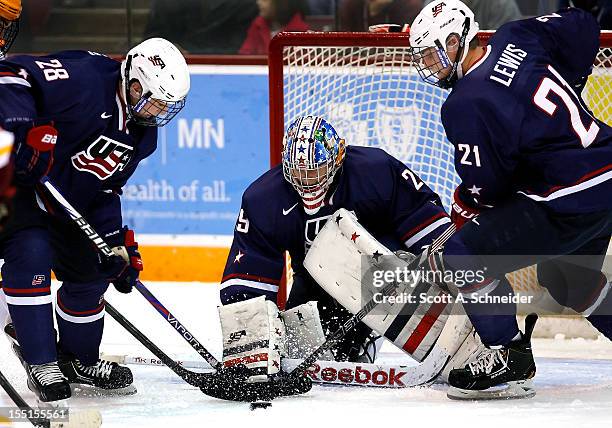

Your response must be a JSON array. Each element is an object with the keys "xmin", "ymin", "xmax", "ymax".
[
  {"xmin": 58, "ymin": 349, "xmax": 136, "ymax": 396},
  {"xmin": 4, "ymin": 323, "xmax": 71, "ymax": 404},
  {"xmin": 446, "ymin": 313, "xmax": 538, "ymax": 400}
]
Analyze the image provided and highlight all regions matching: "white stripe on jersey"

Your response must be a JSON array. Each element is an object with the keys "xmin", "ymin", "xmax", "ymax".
[
  {"xmin": 115, "ymin": 92, "xmax": 127, "ymax": 132},
  {"xmin": 5, "ymin": 295, "xmax": 52, "ymax": 306},
  {"xmin": 0, "ymin": 76, "xmax": 31, "ymax": 87},
  {"xmin": 220, "ymin": 278, "xmax": 279, "ymax": 293},
  {"xmin": 519, "ymin": 169, "xmax": 612, "ymax": 202},
  {"xmin": 56, "ymin": 305, "xmax": 105, "ymax": 324},
  {"xmin": 404, "ymin": 217, "xmax": 451, "ymax": 248}
]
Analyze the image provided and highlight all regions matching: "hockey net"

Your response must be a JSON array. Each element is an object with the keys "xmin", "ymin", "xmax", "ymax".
[{"xmin": 269, "ymin": 31, "xmax": 612, "ymax": 337}]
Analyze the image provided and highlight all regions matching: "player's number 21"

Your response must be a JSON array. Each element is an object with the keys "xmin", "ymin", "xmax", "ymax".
[{"xmin": 533, "ymin": 74, "xmax": 599, "ymax": 148}]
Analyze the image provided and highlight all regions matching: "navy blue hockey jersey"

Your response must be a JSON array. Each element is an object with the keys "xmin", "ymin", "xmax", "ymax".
[
  {"xmin": 0, "ymin": 51, "xmax": 158, "ymax": 233},
  {"xmin": 443, "ymin": 8, "xmax": 612, "ymax": 213},
  {"xmin": 220, "ymin": 146, "xmax": 451, "ymax": 304}
]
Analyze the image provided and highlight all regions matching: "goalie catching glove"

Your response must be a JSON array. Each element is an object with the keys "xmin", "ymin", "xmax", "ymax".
[{"xmin": 200, "ymin": 296, "xmax": 311, "ymax": 401}]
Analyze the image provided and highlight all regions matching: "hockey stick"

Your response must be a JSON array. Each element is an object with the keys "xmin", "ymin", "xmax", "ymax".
[
  {"xmin": 0, "ymin": 369, "xmax": 102, "ymax": 428},
  {"xmin": 103, "ymin": 301, "xmax": 208, "ymax": 388},
  {"xmin": 39, "ymin": 177, "xmax": 223, "ymax": 371},
  {"xmin": 132, "ymin": 280, "xmax": 221, "ymax": 369},
  {"xmin": 101, "ymin": 352, "xmax": 445, "ymax": 388}
]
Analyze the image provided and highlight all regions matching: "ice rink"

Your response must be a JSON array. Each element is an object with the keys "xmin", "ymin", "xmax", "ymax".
[{"xmin": 2, "ymin": 281, "xmax": 612, "ymax": 428}]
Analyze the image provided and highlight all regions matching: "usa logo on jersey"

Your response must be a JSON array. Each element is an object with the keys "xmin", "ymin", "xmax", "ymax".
[{"xmin": 72, "ymin": 136, "xmax": 134, "ymax": 180}]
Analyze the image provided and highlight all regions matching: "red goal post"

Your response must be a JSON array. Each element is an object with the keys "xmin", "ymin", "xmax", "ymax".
[{"xmin": 268, "ymin": 31, "xmax": 612, "ymax": 318}]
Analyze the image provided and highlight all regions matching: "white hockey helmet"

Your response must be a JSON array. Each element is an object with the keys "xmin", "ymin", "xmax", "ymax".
[
  {"xmin": 121, "ymin": 38, "xmax": 190, "ymax": 127},
  {"xmin": 409, "ymin": 0, "xmax": 480, "ymax": 89}
]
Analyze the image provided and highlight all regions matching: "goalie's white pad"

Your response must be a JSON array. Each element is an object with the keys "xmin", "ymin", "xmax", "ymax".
[
  {"xmin": 304, "ymin": 208, "xmax": 482, "ymax": 378},
  {"xmin": 282, "ymin": 301, "xmax": 334, "ymax": 360},
  {"xmin": 304, "ymin": 209, "xmax": 452, "ymax": 361},
  {"xmin": 218, "ymin": 297, "xmax": 286, "ymax": 382}
]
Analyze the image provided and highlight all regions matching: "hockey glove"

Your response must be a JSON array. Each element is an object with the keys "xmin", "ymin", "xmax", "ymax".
[
  {"xmin": 103, "ymin": 227, "xmax": 143, "ymax": 293},
  {"xmin": 451, "ymin": 187, "xmax": 480, "ymax": 229},
  {"xmin": 13, "ymin": 121, "xmax": 57, "ymax": 186}
]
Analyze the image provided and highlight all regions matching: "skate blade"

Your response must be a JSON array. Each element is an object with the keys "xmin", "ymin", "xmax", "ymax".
[
  {"xmin": 35, "ymin": 397, "xmax": 69, "ymax": 409},
  {"xmin": 447, "ymin": 379, "xmax": 535, "ymax": 401},
  {"xmin": 50, "ymin": 410, "xmax": 102, "ymax": 428},
  {"xmin": 70, "ymin": 383, "xmax": 137, "ymax": 397}
]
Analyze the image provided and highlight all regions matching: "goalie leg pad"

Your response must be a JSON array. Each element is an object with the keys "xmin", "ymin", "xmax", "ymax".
[
  {"xmin": 218, "ymin": 296, "xmax": 286, "ymax": 382},
  {"xmin": 282, "ymin": 301, "xmax": 334, "ymax": 360}
]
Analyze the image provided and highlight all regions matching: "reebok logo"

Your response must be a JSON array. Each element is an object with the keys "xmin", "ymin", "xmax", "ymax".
[{"xmin": 304, "ymin": 363, "xmax": 406, "ymax": 387}]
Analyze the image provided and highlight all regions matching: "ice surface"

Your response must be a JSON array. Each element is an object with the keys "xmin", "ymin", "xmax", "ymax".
[{"xmin": 1, "ymin": 282, "xmax": 612, "ymax": 428}]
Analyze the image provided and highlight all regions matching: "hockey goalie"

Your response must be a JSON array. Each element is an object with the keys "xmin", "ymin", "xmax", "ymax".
[{"xmin": 211, "ymin": 115, "xmax": 536, "ymax": 401}]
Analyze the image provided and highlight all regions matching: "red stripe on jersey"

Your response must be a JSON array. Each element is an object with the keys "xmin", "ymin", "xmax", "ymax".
[
  {"xmin": 0, "ymin": 72, "xmax": 18, "ymax": 77},
  {"xmin": 3, "ymin": 287, "xmax": 51, "ymax": 295},
  {"xmin": 221, "ymin": 273, "xmax": 281, "ymax": 286},
  {"xmin": 401, "ymin": 212, "xmax": 448, "ymax": 243},
  {"xmin": 402, "ymin": 295, "xmax": 448, "ymax": 354},
  {"xmin": 57, "ymin": 295, "xmax": 105, "ymax": 316},
  {"xmin": 525, "ymin": 164, "xmax": 612, "ymax": 197}
]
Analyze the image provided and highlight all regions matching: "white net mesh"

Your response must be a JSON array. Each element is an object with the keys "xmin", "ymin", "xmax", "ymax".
[{"xmin": 274, "ymin": 32, "xmax": 612, "ymax": 322}]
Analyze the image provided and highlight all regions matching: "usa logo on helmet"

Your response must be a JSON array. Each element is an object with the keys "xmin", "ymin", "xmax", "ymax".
[
  {"xmin": 72, "ymin": 136, "xmax": 134, "ymax": 180},
  {"xmin": 432, "ymin": 2, "xmax": 446, "ymax": 17}
]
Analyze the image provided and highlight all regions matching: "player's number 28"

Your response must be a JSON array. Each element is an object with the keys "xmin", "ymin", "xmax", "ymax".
[{"xmin": 34, "ymin": 59, "xmax": 70, "ymax": 82}]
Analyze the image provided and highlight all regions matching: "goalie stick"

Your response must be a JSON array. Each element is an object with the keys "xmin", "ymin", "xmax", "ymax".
[{"xmin": 0, "ymin": 369, "xmax": 102, "ymax": 428}]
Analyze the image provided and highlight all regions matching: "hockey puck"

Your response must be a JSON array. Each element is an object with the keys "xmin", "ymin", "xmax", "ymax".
[{"xmin": 250, "ymin": 401, "xmax": 272, "ymax": 410}]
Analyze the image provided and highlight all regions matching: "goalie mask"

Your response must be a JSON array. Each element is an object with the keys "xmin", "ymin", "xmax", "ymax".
[
  {"xmin": 409, "ymin": 0, "xmax": 479, "ymax": 89},
  {"xmin": 0, "ymin": 0, "xmax": 20, "ymax": 58},
  {"xmin": 121, "ymin": 38, "xmax": 190, "ymax": 127},
  {"xmin": 282, "ymin": 116, "xmax": 346, "ymax": 214}
]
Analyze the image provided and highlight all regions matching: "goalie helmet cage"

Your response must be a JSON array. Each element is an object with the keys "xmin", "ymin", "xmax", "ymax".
[{"xmin": 268, "ymin": 31, "xmax": 612, "ymax": 318}]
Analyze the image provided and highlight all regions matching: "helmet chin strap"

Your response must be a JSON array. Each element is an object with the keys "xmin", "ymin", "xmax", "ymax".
[{"xmin": 439, "ymin": 17, "xmax": 471, "ymax": 89}]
